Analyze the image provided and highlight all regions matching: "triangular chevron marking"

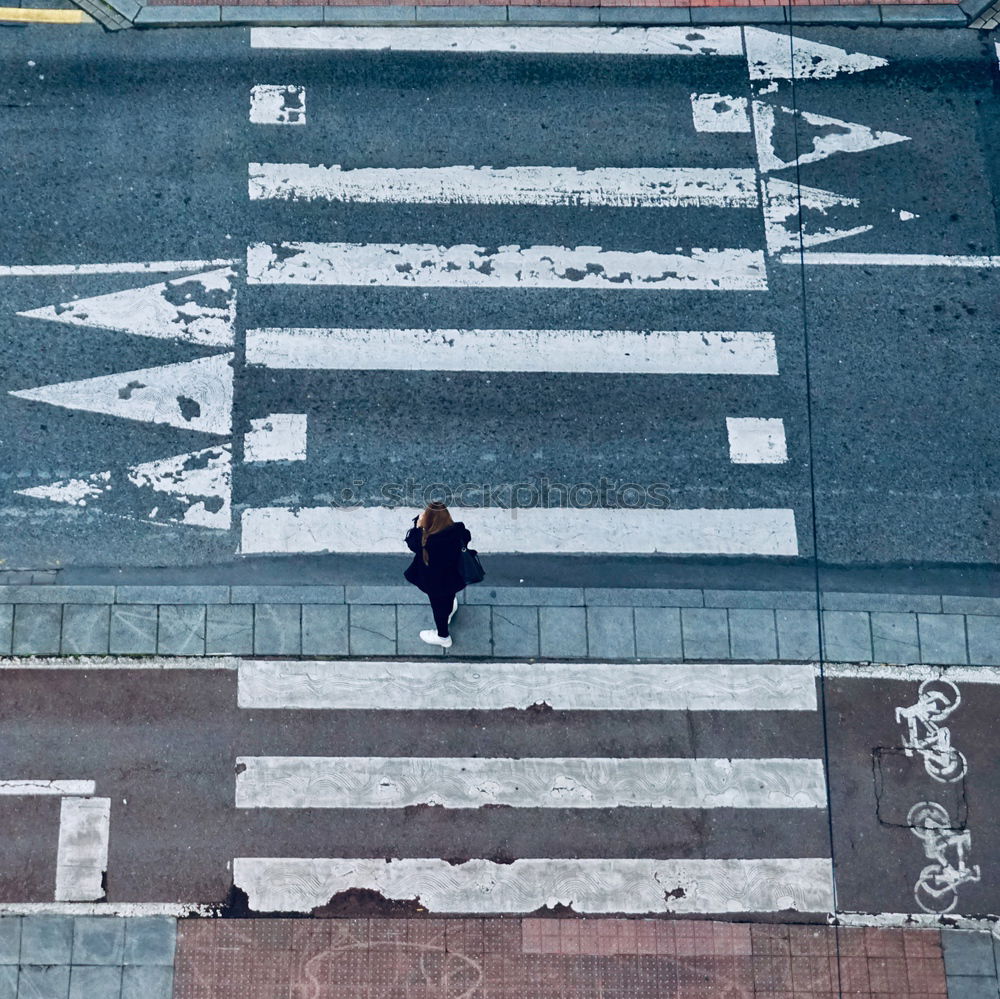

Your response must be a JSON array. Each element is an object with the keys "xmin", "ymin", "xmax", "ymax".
[
  {"xmin": 752, "ymin": 102, "xmax": 910, "ymax": 173},
  {"xmin": 744, "ymin": 27, "xmax": 889, "ymax": 81},
  {"xmin": 762, "ymin": 179, "xmax": 873, "ymax": 254},
  {"xmin": 9, "ymin": 354, "xmax": 233, "ymax": 435},
  {"xmin": 17, "ymin": 268, "xmax": 236, "ymax": 348},
  {"xmin": 17, "ymin": 444, "xmax": 232, "ymax": 531}
]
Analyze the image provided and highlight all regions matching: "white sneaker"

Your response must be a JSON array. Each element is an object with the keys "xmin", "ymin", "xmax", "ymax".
[
  {"xmin": 448, "ymin": 597, "xmax": 458, "ymax": 625},
  {"xmin": 420, "ymin": 629, "xmax": 452, "ymax": 649}
]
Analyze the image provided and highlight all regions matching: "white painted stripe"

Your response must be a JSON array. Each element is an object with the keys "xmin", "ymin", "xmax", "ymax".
[
  {"xmin": 246, "ymin": 242, "xmax": 769, "ymax": 292},
  {"xmin": 246, "ymin": 327, "xmax": 780, "ymax": 376},
  {"xmin": 238, "ymin": 661, "xmax": 819, "ymax": 712},
  {"xmin": 248, "ymin": 164, "xmax": 759, "ymax": 208},
  {"xmin": 0, "ymin": 656, "xmax": 238, "ymax": 670},
  {"xmin": 0, "ymin": 780, "xmax": 95, "ymax": 796},
  {"xmin": 236, "ymin": 756, "xmax": 827, "ymax": 810},
  {"xmin": 743, "ymin": 27, "xmax": 887, "ymax": 81},
  {"xmin": 690, "ymin": 94, "xmax": 750, "ymax": 133},
  {"xmin": 233, "ymin": 856, "xmax": 834, "ymax": 914},
  {"xmin": 249, "ymin": 85, "xmax": 305, "ymax": 125},
  {"xmin": 781, "ymin": 252, "xmax": 1000, "ymax": 268},
  {"xmin": 243, "ymin": 414, "xmax": 307, "ymax": 463},
  {"xmin": 727, "ymin": 417, "xmax": 788, "ymax": 464},
  {"xmin": 822, "ymin": 663, "xmax": 1000, "ymax": 684},
  {"xmin": 833, "ymin": 910, "xmax": 1000, "ymax": 934},
  {"xmin": 0, "ymin": 902, "xmax": 211, "ymax": 916},
  {"xmin": 239, "ymin": 505, "xmax": 798, "ymax": 556},
  {"xmin": 250, "ymin": 26, "xmax": 745, "ymax": 56},
  {"xmin": 55, "ymin": 797, "xmax": 110, "ymax": 902},
  {"xmin": 0, "ymin": 260, "xmax": 237, "ymax": 277}
]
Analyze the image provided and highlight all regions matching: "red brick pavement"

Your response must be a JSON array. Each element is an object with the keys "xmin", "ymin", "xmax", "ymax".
[{"xmin": 173, "ymin": 918, "xmax": 947, "ymax": 999}]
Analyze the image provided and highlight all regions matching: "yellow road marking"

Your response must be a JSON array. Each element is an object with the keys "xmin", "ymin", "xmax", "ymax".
[{"xmin": 0, "ymin": 6, "xmax": 92, "ymax": 22}]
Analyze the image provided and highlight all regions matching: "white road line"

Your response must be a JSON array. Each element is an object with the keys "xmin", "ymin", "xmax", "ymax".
[
  {"xmin": 238, "ymin": 661, "xmax": 819, "ymax": 712},
  {"xmin": 243, "ymin": 414, "xmax": 307, "ymax": 463},
  {"xmin": 780, "ymin": 252, "xmax": 1000, "ymax": 268},
  {"xmin": 743, "ymin": 27, "xmax": 888, "ymax": 80},
  {"xmin": 246, "ymin": 242, "xmax": 769, "ymax": 292},
  {"xmin": 0, "ymin": 780, "xmax": 96, "ymax": 796},
  {"xmin": 690, "ymin": 94, "xmax": 750, "ymax": 133},
  {"xmin": 823, "ymin": 663, "xmax": 1000, "ymax": 684},
  {"xmin": 0, "ymin": 902, "xmax": 212, "ymax": 916},
  {"xmin": 235, "ymin": 756, "xmax": 827, "ymax": 810},
  {"xmin": 245, "ymin": 328, "xmax": 780, "ymax": 376},
  {"xmin": 0, "ymin": 260, "xmax": 237, "ymax": 277},
  {"xmin": 727, "ymin": 417, "xmax": 788, "ymax": 464},
  {"xmin": 55, "ymin": 797, "xmax": 110, "ymax": 902},
  {"xmin": 248, "ymin": 164, "xmax": 759, "ymax": 208},
  {"xmin": 239, "ymin": 505, "xmax": 798, "ymax": 556},
  {"xmin": 250, "ymin": 26, "xmax": 745, "ymax": 56},
  {"xmin": 233, "ymin": 856, "xmax": 834, "ymax": 914},
  {"xmin": 0, "ymin": 656, "xmax": 239, "ymax": 670},
  {"xmin": 249, "ymin": 85, "xmax": 305, "ymax": 125}
]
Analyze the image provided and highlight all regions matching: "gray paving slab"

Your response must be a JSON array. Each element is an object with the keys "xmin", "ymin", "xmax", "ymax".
[
  {"xmin": 349, "ymin": 605, "xmax": 396, "ymax": 656},
  {"xmin": 464, "ymin": 586, "xmax": 583, "ymax": 607},
  {"xmin": 220, "ymin": 4, "xmax": 321, "ymax": 22},
  {"xmin": 507, "ymin": 5, "xmax": 597, "ymax": 21},
  {"xmin": 703, "ymin": 589, "xmax": 814, "ymax": 610},
  {"xmin": 115, "ymin": 585, "xmax": 228, "ymax": 605},
  {"xmin": 727, "ymin": 609, "xmax": 777, "ymax": 661},
  {"xmin": 122, "ymin": 919, "xmax": 175, "ymax": 967},
  {"xmin": 941, "ymin": 596, "xmax": 1000, "ymax": 616},
  {"xmin": 680, "ymin": 607, "xmax": 729, "ymax": 660},
  {"xmin": 156, "ymin": 605, "xmax": 205, "ymax": 656},
  {"xmin": 12, "ymin": 605, "xmax": 62, "ymax": 657},
  {"xmin": 68, "ymin": 965, "xmax": 122, "ymax": 999},
  {"xmin": 0, "ymin": 586, "xmax": 112, "ymax": 605},
  {"xmin": 60, "ymin": 604, "xmax": 111, "ymax": 655},
  {"xmin": 0, "ymin": 919, "xmax": 20, "ymax": 964},
  {"xmin": 344, "ymin": 585, "xmax": 423, "ymax": 605},
  {"xmin": 120, "ymin": 966, "xmax": 172, "ymax": 999},
  {"xmin": 539, "ymin": 607, "xmax": 587, "ymax": 658},
  {"xmin": 449, "ymin": 605, "xmax": 492, "ymax": 656},
  {"xmin": 788, "ymin": 4, "xmax": 880, "ymax": 21},
  {"xmin": 918, "ymin": 613, "xmax": 969, "ymax": 665},
  {"xmin": 17, "ymin": 965, "xmax": 70, "ymax": 999},
  {"xmin": 134, "ymin": 5, "xmax": 220, "ymax": 22},
  {"xmin": 108, "ymin": 605, "xmax": 157, "ymax": 656},
  {"xmin": 30, "ymin": 572, "xmax": 57, "ymax": 584},
  {"xmin": 776, "ymin": 609, "xmax": 821, "ymax": 661},
  {"xmin": 253, "ymin": 604, "xmax": 302, "ymax": 656},
  {"xmin": 0, "ymin": 965, "xmax": 14, "ymax": 999},
  {"xmin": 0, "ymin": 606, "xmax": 12, "ymax": 656},
  {"xmin": 870, "ymin": 612, "xmax": 921, "ymax": 664},
  {"xmin": 586, "ymin": 606, "xmax": 635, "ymax": 659},
  {"xmin": 323, "ymin": 3, "xmax": 416, "ymax": 21},
  {"xmin": 71, "ymin": 917, "xmax": 124, "ymax": 966},
  {"xmin": 301, "ymin": 604, "xmax": 349, "ymax": 656},
  {"xmin": 19, "ymin": 916, "xmax": 73, "ymax": 965},
  {"xmin": 205, "ymin": 604, "xmax": 254, "ymax": 655},
  {"xmin": 945, "ymin": 977, "xmax": 1000, "ymax": 999},
  {"xmin": 943, "ymin": 931, "xmax": 998, "ymax": 977},
  {"xmin": 692, "ymin": 6, "xmax": 786, "ymax": 21},
  {"xmin": 396, "ymin": 604, "xmax": 443, "ymax": 657},
  {"xmin": 821, "ymin": 591, "xmax": 942, "ymax": 613},
  {"xmin": 491, "ymin": 606, "xmax": 539, "ymax": 658},
  {"xmin": 634, "ymin": 607, "xmax": 682, "ymax": 660},
  {"xmin": 584, "ymin": 588, "xmax": 701, "ymax": 608},
  {"xmin": 822, "ymin": 611, "xmax": 873, "ymax": 662},
  {"xmin": 967, "ymin": 615, "xmax": 1000, "ymax": 666},
  {"xmin": 232, "ymin": 585, "xmax": 344, "ymax": 604}
]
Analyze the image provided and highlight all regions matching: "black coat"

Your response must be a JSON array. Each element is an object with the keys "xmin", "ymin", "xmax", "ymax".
[{"xmin": 404, "ymin": 521, "xmax": 472, "ymax": 595}]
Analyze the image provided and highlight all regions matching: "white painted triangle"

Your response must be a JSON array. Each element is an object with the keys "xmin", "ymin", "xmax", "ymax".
[
  {"xmin": 752, "ymin": 102, "xmax": 910, "ymax": 173},
  {"xmin": 17, "ymin": 268, "xmax": 236, "ymax": 348},
  {"xmin": 9, "ymin": 354, "xmax": 233, "ymax": 435},
  {"xmin": 745, "ymin": 27, "xmax": 889, "ymax": 81},
  {"xmin": 17, "ymin": 444, "xmax": 232, "ymax": 530},
  {"xmin": 762, "ymin": 178, "xmax": 872, "ymax": 253}
]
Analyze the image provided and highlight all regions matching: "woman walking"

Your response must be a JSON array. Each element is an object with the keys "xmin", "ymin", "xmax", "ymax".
[{"xmin": 404, "ymin": 501, "xmax": 472, "ymax": 649}]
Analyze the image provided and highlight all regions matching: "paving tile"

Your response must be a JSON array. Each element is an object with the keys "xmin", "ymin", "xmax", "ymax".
[
  {"xmin": 967, "ymin": 616, "xmax": 1000, "ymax": 665},
  {"xmin": 0, "ymin": 606, "xmax": 12, "ymax": 655},
  {"xmin": 634, "ymin": 607, "xmax": 682, "ymax": 659},
  {"xmin": 301, "ymin": 604, "xmax": 349, "ymax": 656},
  {"xmin": 821, "ymin": 610, "xmax": 872, "ymax": 662},
  {"xmin": 349, "ymin": 604, "xmax": 396, "ymax": 656},
  {"xmin": 539, "ymin": 606, "xmax": 587, "ymax": 658},
  {"xmin": 703, "ymin": 588, "xmax": 814, "ymax": 610},
  {"xmin": 946, "ymin": 975, "xmax": 1000, "ymax": 999},
  {"xmin": 943, "ymin": 931, "xmax": 997, "ymax": 977},
  {"xmin": 586, "ymin": 606, "xmax": 635, "ymax": 658},
  {"xmin": 108, "ymin": 605, "xmax": 157, "ymax": 655},
  {"xmin": 941, "ymin": 595, "xmax": 1000, "ymax": 616},
  {"xmin": 681, "ymin": 607, "xmax": 729, "ymax": 660},
  {"xmin": 448, "ymin": 604, "xmax": 492, "ymax": 656},
  {"xmin": 68, "ymin": 965, "xmax": 122, "ymax": 999},
  {"xmin": 231, "ymin": 585, "xmax": 344, "ymax": 604},
  {"xmin": 491, "ymin": 606, "xmax": 539, "ymax": 658},
  {"xmin": 123, "ymin": 918, "xmax": 176, "ymax": 966},
  {"xmin": 585, "ymin": 587, "xmax": 701, "ymax": 607},
  {"xmin": 156, "ymin": 605, "xmax": 205, "ymax": 655},
  {"xmin": 120, "ymin": 966, "xmax": 172, "ymax": 999},
  {"xmin": 396, "ymin": 604, "xmax": 443, "ymax": 657},
  {"xmin": 0, "ymin": 586, "xmax": 113, "ymax": 605},
  {"xmin": 728, "ymin": 609, "xmax": 777, "ymax": 661},
  {"xmin": 344, "ymin": 585, "xmax": 424, "ymax": 605},
  {"xmin": 72, "ymin": 917, "xmax": 125, "ymax": 965},
  {"xmin": 116, "ymin": 585, "xmax": 228, "ymax": 605},
  {"xmin": 870, "ymin": 612, "xmax": 920, "ymax": 664},
  {"xmin": 776, "ymin": 609, "xmax": 820, "ymax": 660},
  {"xmin": 60, "ymin": 604, "xmax": 111, "ymax": 655},
  {"xmin": 253, "ymin": 603, "xmax": 301, "ymax": 656},
  {"xmin": 465, "ymin": 586, "xmax": 583, "ymax": 606},
  {"xmin": 20, "ymin": 916, "xmax": 74, "ymax": 964},
  {"xmin": 0, "ymin": 965, "xmax": 14, "ymax": 999},
  {"xmin": 12, "ymin": 604, "xmax": 62, "ymax": 656},
  {"xmin": 0, "ymin": 919, "xmax": 20, "ymax": 964},
  {"xmin": 17, "ymin": 966, "xmax": 70, "ymax": 999},
  {"xmin": 205, "ymin": 604, "xmax": 254, "ymax": 655},
  {"xmin": 918, "ymin": 614, "xmax": 969, "ymax": 665},
  {"xmin": 821, "ymin": 591, "xmax": 941, "ymax": 613}
]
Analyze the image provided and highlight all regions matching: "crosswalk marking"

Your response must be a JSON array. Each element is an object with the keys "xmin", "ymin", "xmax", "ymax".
[
  {"xmin": 245, "ymin": 327, "xmax": 780, "ymax": 376},
  {"xmin": 727, "ymin": 417, "xmax": 788, "ymax": 464},
  {"xmin": 235, "ymin": 756, "xmax": 827, "ymax": 810},
  {"xmin": 248, "ymin": 164, "xmax": 759, "ymax": 209},
  {"xmin": 249, "ymin": 85, "xmax": 305, "ymax": 125},
  {"xmin": 0, "ymin": 259, "xmax": 237, "ymax": 277},
  {"xmin": 238, "ymin": 661, "xmax": 818, "ymax": 711},
  {"xmin": 246, "ymin": 242, "xmax": 769, "ymax": 292},
  {"xmin": 233, "ymin": 857, "xmax": 835, "ymax": 915},
  {"xmin": 55, "ymin": 797, "xmax": 110, "ymax": 903},
  {"xmin": 249, "ymin": 26, "xmax": 745, "ymax": 57},
  {"xmin": 0, "ymin": 780, "xmax": 96, "ymax": 796}
]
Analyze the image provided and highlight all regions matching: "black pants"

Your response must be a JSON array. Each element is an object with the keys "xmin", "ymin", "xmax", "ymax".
[{"xmin": 428, "ymin": 587, "xmax": 457, "ymax": 637}]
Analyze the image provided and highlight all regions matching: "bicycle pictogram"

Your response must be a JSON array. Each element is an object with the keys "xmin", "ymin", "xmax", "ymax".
[
  {"xmin": 895, "ymin": 678, "xmax": 967, "ymax": 783},
  {"xmin": 907, "ymin": 801, "xmax": 980, "ymax": 913}
]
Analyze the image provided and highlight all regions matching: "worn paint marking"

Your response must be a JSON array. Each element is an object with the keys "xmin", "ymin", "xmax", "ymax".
[
  {"xmin": 243, "ymin": 414, "xmax": 307, "ymax": 463},
  {"xmin": 761, "ymin": 179, "xmax": 871, "ymax": 255},
  {"xmin": 0, "ymin": 260, "xmax": 237, "ymax": 277},
  {"xmin": 744, "ymin": 27, "xmax": 888, "ymax": 81},
  {"xmin": 55, "ymin": 797, "xmax": 110, "ymax": 902},
  {"xmin": 249, "ymin": 85, "xmax": 306, "ymax": 125},
  {"xmin": 0, "ymin": 780, "xmax": 96, "ymax": 796},
  {"xmin": 727, "ymin": 417, "xmax": 788, "ymax": 464},
  {"xmin": 690, "ymin": 94, "xmax": 750, "ymax": 133},
  {"xmin": 781, "ymin": 253, "xmax": 1000, "ymax": 268}
]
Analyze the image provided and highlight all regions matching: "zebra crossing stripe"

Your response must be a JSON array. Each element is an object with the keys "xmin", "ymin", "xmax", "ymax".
[
  {"xmin": 249, "ymin": 26, "xmax": 745, "ymax": 57},
  {"xmin": 55, "ymin": 797, "xmax": 111, "ymax": 903},
  {"xmin": 235, "ymin": 756, "xmax": 827, "ymax": 810},
  {"xmin": 246, "ymin": 242, "xmax": 769, "ymax": 292},
  {"xmin": 248, "ymin": 164, "xmax": 759, "ymax": 209},
  {"xmin": 238, "ymin": 661, "xmax": 818, "ymax": 712},
  {"xmin": 238, "ymin": 506, "xmax": 798, "ymax": 556},
  {"xmin": 232, "ymin": 857, "xmax": 834, "ymax": 915},
  {"xmin": 245, "ymin": 327, "xmax": 779, "ymax": 376}
]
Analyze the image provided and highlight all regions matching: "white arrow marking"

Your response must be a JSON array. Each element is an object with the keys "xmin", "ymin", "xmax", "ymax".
[
  {"xmin": 10, "ymin": 354, "xmax": 233, "ymax": 435},
  {"xmin": 762, "ymin": 178, "xmax": 872, "ymax": 254},
  {"xmin": 780, "ymin": 253, "xmax": 1000, "ymax": 268},
  {"xmin": 0, "ymin": 259, "xmax": 237, "ymax": 277},
  {"xmin": 247, "ymin": 242, "xmax": 769, "ymax": 291},
  {"xmin": 744, "ymin": 27, "xmax": 888, "ymax": 80},
  {"xmin": 249, "ymin": 84, "xmax": 305, "ymax": 125},
  {"xmin": 690, "ymin": 94, "xmax": 750, "ymax": 133},
  {"xmin": 752, "ymin": 102, "xmax": 909, "ymax": 173},
  {"xmin": 17, "ymin": 268, "xmax": 236, "ymax": 348},
  {"xmin": 248, "ymin": 163, "xmax": 759, "ymax": 208}
]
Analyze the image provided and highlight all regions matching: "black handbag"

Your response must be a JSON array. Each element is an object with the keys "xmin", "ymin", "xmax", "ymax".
[{"xmin": 459, "ymin": 545, "xmax": 485, "ymax": 585}]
